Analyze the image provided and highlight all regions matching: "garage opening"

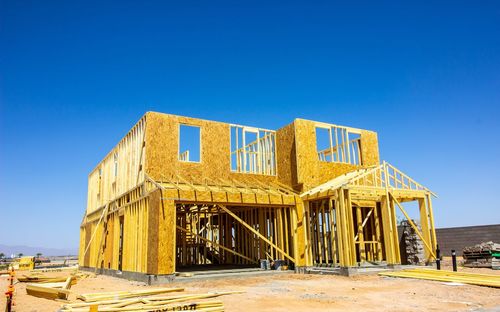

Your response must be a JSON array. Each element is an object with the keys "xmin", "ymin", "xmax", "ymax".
[{"xmin": 175, "ymin": 204, "xmax": 295, "ymax": 271}]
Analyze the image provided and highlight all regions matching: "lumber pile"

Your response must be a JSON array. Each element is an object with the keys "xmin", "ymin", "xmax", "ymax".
[
  {"xmin": 60, "ymin": 288, "xmax": 242, "ymax": 312},
  {"xmin": 463, "ymin": 241, "xmax": 500, "ymax": 269},
  {"xmin": 379, "ymin": 268, "xmax": 500, "ymax": 288}
]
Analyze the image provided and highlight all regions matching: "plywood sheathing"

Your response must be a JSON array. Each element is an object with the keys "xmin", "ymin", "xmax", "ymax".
[
  {"xmin": 145, "ymin": 112, "xmax": 281, "ymax": 187},
  {"xmin": 276, "ymin": 121, "xmax": 299, "ymax": 190},
  {"xmin": 293, "ymin": 118, "xmax": 380, "ymax": 192},
  {"xmin": 147, "ymin": 189, "xmax": 160, "ymax": 274},
  {"xmin": 157, "ymin": 194, "xmax": 176, "ymax": 275}
]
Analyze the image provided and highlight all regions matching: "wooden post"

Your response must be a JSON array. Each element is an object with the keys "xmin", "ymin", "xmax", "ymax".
[
  {"xmin": 389, "ymin": 198, "xmax": 401, "ymax": 263},
  {"xmin": 373, "ymin": 205, "xmax": 383, "ymax": 261},
  {"xmin": 381, "ymin": 195, "xmax": 395, "ymax": 264},
  {"xmin": 356, "ymin": 205, "xmax": 365, "ymax": 262},
  {"xmin": 321, "ymin": 200, "xmax": 329, "ymax": 264},
  {"xmin": 418, "ymin": 197, "xmax": 432, "ymax": 262},
  {"xmin": 345, "ymin": 190, "xmax": 356, "ymax": 265},
  {"xmin": 328, "ymin": 197, "xmax": 337, "ymax": 265},
  {"xmin": 427, "ymin": 194, "xmax": 438, "ymax": 256}
]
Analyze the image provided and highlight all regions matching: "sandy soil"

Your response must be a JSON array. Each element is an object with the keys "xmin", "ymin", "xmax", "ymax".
[{"xmin": 1, "ymin": 261, "xmax": 499, "ymax": 312}]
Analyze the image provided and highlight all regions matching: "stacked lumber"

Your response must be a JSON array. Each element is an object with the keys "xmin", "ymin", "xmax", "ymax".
[
  {"xmin": 379, "ymin": 268, "xmax": 500, "ymax": 288},
  {"xmin": 60, "ymin": 288, "xmax": 242, "ymax": 312},
  {"xmin": 463, "ymin": 241, "xmax": 500, "ymax": 268},
  {"xmin": 399, "ymin": 220, "xmax": 425, "ymax": 265}
]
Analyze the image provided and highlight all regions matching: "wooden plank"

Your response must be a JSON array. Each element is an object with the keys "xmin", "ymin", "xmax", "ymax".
[{"xmin": 321, "ymin": 200, "xmax": 329, "ymax": 264}]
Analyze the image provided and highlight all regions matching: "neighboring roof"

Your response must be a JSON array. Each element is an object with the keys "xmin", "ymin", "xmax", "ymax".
[{"xmin": 300, "ymin": 161, "xmax": 435, "ymax": 199}]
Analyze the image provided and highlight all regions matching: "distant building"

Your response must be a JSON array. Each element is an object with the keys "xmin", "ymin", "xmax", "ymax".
[{"xmin": 436, "ymin": 224, "xmax": 500, "ymax": 256}]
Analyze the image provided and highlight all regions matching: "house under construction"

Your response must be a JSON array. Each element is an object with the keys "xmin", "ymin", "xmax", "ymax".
[{"xmin": 79, "ymin": 112, "xmax": 437, "ymax": 280}]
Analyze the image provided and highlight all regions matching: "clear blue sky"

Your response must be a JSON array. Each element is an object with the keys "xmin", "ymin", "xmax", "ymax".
[{"xmin": 1, "ymin": 1, "xmax": 499, "ymax": 251}]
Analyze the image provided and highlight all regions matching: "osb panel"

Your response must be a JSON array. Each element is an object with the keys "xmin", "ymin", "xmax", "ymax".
[
  {"xmin": 294, "ymin": 200, "xmax": 307, "ymax": 266},
  {"xmin": 103, "ymin": 214, "xmax": 114, "ymax": 269},
  {"xmin": 84, "ymin": 224, "xmax": 91, "ymax": 267},
  {"xmin": 144, "ymin": 112, "xmax": 283, "ymax": 188},
  {"xmin": 293, "ymin": 119, "xmax": 380, "ymax": 192},
  {"xmin": 276, "ymin": 121, "xmax": 298, "ymax": 190},
  {"xmin": 226, "ymin": 192, "xmax": 242, "ymax": 203},
  {"xmin": 360, "ymin": 130, "xmax": 380, "ymax": 166},
  {"xmin": 147, "ymin": 190, "xmax": 160, "ymax": 274},
  {"xmin": 268, "ymin": 194, "xmax": 283, "ymax": 204},
  {"xmin": 157, "ymin": 196, "xmax": 176, "ymax": 275},
  {"xmin": 212, "ymin": 192, "xmax": 228, "ymax": 202}
]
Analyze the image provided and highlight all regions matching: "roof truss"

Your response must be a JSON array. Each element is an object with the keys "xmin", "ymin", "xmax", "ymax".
[{"xmin": 301, "ymin": 161, "xmax": 436, "ymax": 199}]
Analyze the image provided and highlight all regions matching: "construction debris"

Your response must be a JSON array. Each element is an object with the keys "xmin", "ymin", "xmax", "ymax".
[
  {"xmin": 61, "ymin": 289, "xmax": 242, "ymax": 312},
  {"xmin": 463, "ymin": 241, "xmax": 500, "ymax": 269},
  {"xmin": 26, "ymin": 276, "xmax": 74, "ymax": 300},
  {"xmin": 379, "ymin": 268, "xmax": 500, "ymax": 288}
]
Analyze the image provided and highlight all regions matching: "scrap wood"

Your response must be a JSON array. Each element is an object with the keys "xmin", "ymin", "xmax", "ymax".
[
  {"xmin": 379, "ymin": 268, "xmax": 500, "ymax": 288},
  {"xmin": 76, "ymin": 287, "xmax": 185, "ymax": 302},
  {"xmin": 26, "ymin": 276, "xmax": 75, "ymax": 300},
  {"xmin": 26, "ymin": 284, "xmax": 72, "ymax": 300}
]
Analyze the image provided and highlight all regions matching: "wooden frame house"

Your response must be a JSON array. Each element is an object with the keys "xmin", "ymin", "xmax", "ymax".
[{"xmin": 79, "ymin": 112, "xmax": 437, "ymax": 280}]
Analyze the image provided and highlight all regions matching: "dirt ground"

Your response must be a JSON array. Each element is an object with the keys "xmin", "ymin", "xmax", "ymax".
[{"xmin": 1, "ymin": 260, "xmax": 499, "ymax": 312}]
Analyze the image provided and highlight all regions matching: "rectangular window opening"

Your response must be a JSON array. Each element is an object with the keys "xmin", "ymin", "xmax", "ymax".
[
  {"xmin": 179, "ymin": 124, "xmax": 201, "ymax": 162},
  {"xmin": 316, "ymin": 125, "xmax": 362, "ymax": 165},
  {"xmin": 230, "ymin": 125, "xmax": 276, "ymax": 175}
]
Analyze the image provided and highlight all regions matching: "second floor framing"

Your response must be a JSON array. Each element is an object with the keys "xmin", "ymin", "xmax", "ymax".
[{"xmin": 87, "ymin": 112, "xmax": 379, "ymax": 213}]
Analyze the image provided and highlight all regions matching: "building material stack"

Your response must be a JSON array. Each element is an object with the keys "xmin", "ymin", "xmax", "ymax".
[
  {"xmin": 399, "ymin": 220, "xmax": 426, "ymax": 265},
  {"xmin": 462, "ymin": 241, "xmax": 500, "ymax": 269}
]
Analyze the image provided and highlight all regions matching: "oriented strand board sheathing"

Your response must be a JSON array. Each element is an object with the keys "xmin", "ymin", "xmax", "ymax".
[
  {"xmin": 145, "ymin": 112, "xmax": 282, "ymax": 187},
  {"xmin": 147, "ymin": 189, "xmax": 160, "ymax": 274},
  {"xmin": 158, "ymin": 200, "xmax": 176, "ymax": 275},
  {"xmin": 276, "ymin": 121, "xmax": 298, "ymax": 190},
  {"xmin": 293, "ymin": 118, "xmax": 380, "ymax": 192}
]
